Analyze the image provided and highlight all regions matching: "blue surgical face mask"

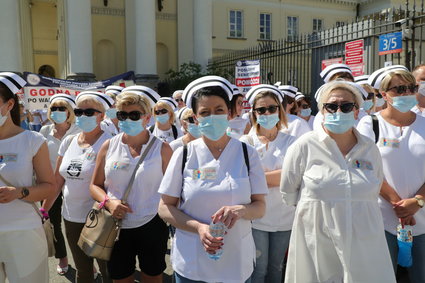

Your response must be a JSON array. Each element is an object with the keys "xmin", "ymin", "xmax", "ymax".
[
  {"xmin": 257, "ymin": 113, "xmax": 279, "ymax": 130},
  {"xmin": 155, "ymin": 113, "xmax": 169, "ymax": 125},
  {"xmin": 375, "ymin": 98, "xmax": 385, "ymax": 107},
  {"xmin": 50, "ymin": 111, "xmax": 67, "ymax": 124},
  {"xmin": 198, "ymin": 114, "xmax": 229, "ymax": 141},
  {"xmin": 187, "ymin": 123, "xmax": 201, "ymax": 138},
  {"xmin": 390, "ymin": 95, "xmax": 418, "ymax": 113},
  {"xmin": 323, "ymin": 111, "xmax": 355, "ymax": 134},
  {"xmin": 300, "ymin": 108, "xmax": 312, "ymax": 117},
  {"xmin": 119, "ymin": 119, "xmax": 144, "ymax": 136},
  {"xmin": 76, "ymin": 116, "xmax": 98, "ymax": 132},
  {"xmin": 0, "ymin": 104, "xmax": 8, "ymax": 127},
  {"xmin": 362, "ymin": 100, "xmax": 373, "ymax": 111},
  {"xmin": 106, "ymin": 108, "xmax": 117, "ymax": 119}
]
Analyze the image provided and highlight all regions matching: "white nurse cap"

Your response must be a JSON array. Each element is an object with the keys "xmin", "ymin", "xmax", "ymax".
[
  {"xmin": 122, "ymin": 85, "xmax": 161, "ymax": 108},
  {"xmin": 278, "ymin": 85, "xmax": 298, "ymax": 98},
  {"xmin": 320, "ymin": 64, "xmax": 352, "ymax": 83},
  {"xmin": 158, "ymin": 97, "xmax": 178, "ymax": 111},
  {"xmin": 76, "ymin": 91, "xmax": 114, "ymax": 110},
  {"xmin": 367, "ymin": 65, "xmax": 409, "ymax": 90},
  {"xmin": 49, "ymin": 94, "xmax": 76, "ymax": 109},
  {"xmin": 246, "ymin": 84, "xmax": 284, "ymax": 105},
  {"xmin": 0, "ymin": 72, "xmax": 27, "ymax": 94}
]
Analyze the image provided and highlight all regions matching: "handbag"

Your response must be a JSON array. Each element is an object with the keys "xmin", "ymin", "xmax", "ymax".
[
  {"xmin": 0, "ymin": 173, "xmax": 56, "ymax": 257},
  {"xmin": 77, "ymin": 136, "xmax": 157, "ymax": 261}
]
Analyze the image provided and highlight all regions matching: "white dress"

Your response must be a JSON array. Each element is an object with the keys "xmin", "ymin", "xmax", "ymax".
[
  {"xmin": 227, "ymin": 116, "xmax": 249, "ymax": 139},
  {"xmin": 280, "ymin": 126, "xmax": 395, "ymax": 283},
  {"xmin": 158, "ymin": 138, "xmax": 268, "ymax": 282},
  {"xmin": 284, "ymin": 114, "xmax": 311, "ymax": 138}
]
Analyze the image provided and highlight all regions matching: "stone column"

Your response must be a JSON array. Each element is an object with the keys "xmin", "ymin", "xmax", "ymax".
[
  {"xmin": 193, "ymin": 0, "xmax": 212, "ymax": 69},
  {"xmin": 0, "ymin": 0, "xmax": 23, "ymax": 72}
]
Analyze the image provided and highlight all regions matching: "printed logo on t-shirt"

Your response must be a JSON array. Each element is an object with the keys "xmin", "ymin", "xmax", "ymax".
[
  {"xmin": 352, "ymin": 160, "xmax": 373, "ymax": 170},
  {"xmin": 0, "ymin": 154, "xmax": 17, "ymax": 163},
  {"xmin": 192, "ymin": 167, "xmax": 217, "ymax": 180},
  {"xmin": 379, "ymin": 138, "xmax": 400, "ymax": 148},
  {"xmin": 85, "ymin": 152, "xmax": 97, "ymax": 161},
  {"xmin": 67, "ymin": 159, "xmax": 83, "ymax": 179},
  {"xmin": 110, "ymin": 161, "xmax": 130, "ymax": 171}
]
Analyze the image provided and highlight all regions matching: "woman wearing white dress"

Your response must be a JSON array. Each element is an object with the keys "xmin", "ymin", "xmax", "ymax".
[
  {"xmin": 296, "ymin": 95, "xmax": 315, "ymax": 130},
  {"xmin": 227, "ymin": 85, "xmax": 250, "ymax": 139},
  {"xmin": 39, "ymin": 94, "xmax": 80, "ymax": 275},
  {"xmin": 357, "ymin": 69, "xmax": 425, "ymax": 283},
  {"xmin": 241, "ymin": 84, "xmax": 296, "ymax": 283},
  {"xmin": 0, "ymin": 72, "xmax": 55, "ymax": 283},
  {"xmin": 90, "ymin": 91, "xmax": 171, "ymax": 283},
  {"xmin": 280, "ymin": 81, "xmax": 395, "ymax": 283},
  {"xmin": 43, "ymin": 91, "xmax": 113, "ymax": 283},
  {"xmin": 158, "ymin": 76, "xmax": 268, "ymax": 283},
  {"xmin": 100, "ymin": 85, "xmax": 123, "ymax": 136},
  {"xmin": 169, "ymin": 107, "xmax": 200, "ymax": 151},
  {"xmin": 151, "ymin": 97, "xmax": 182, "ymax": 143}
]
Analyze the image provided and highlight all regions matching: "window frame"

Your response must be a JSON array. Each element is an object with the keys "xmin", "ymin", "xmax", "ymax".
[
  {"xmin": 287, "ymin": 16, "xmax": 299, "ymax": 42},
  {"xmin": 229, "ymin": 10, "xmax": 244, "ymax": 38},
  {"xmin": 259, "ymin": 12, "xmax": 272, "ymax": 40},
  {"xmin": 313, "ymin": 18, "xmax": 323, "ymax": 33}
]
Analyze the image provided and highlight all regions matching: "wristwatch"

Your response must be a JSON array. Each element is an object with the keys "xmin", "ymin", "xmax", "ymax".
[
  {"xmin": 415, "ymin": 196, "xmax": 424, "ymax": 208},
  {"xmin": 18, "ymin": 187, "xmax": 29, "ymax": 199}
]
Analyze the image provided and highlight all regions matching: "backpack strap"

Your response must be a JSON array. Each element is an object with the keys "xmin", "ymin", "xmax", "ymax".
[
  {"xmin": 181, "ymin": 145, "xmax": 188, "ymax": 175},
  {"xmin": 371, "ymin": 114, "xmax": 379, "ymax": 143},
  {"xmin": 241, "ymin": 142, "xmax": 250, "ymax": 176},
  {"xmin": 172, "ymin": 125, "xmax": 178, "ymax": 139}
]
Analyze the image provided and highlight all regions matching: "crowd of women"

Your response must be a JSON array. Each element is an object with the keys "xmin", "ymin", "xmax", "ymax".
[{"xmin": 0, "ymin": 62, "xmax": 424, "ymax": 283}]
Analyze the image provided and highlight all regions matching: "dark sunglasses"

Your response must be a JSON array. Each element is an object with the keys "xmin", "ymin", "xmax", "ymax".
[
  {"xmin": 74, "ymin": 108, "xmax": 101, "ymax": 117},
  {"xmin": 323, "ymin": 102, "xmax": 356, "ymax": 113},
  {"xmin": 376, "ymin": 93, "xmax": 383, "ymax": 99},
  {"xmin": 300, "ymin": 104, "xmax": 310, "ymax": 109},
  {"xmin": 367, "ymin": 93, "xmax": 375, "ymax": 100},
  {"xmin": 254, "ymin": 105, "xmax": 280, "ymax": 115},
  {"xmin": 184, "ymin": 117, "xmax": 195, "ymax": 124},
  {"xmin": 116, "ymin": 111, "xmax": 144, "ymax": 121},
  {"xmin": 175, "ymin": 98, "xmax": 183, "ymax": 102},
  {"xmin": 386, "ymin": 84, "xmax": 419, "ymax": 94},
  {"xmin": 51, "ymin": 106, "xmax": 67, "ymax": 112},
  {"xmin": 154, "ymin": 109, "xmax": 168, "ymax": 115}
]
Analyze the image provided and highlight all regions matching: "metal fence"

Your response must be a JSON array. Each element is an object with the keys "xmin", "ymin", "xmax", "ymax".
[{"xmin": 209, "ymin": 0, "xmax": 425, "ymax": 97}]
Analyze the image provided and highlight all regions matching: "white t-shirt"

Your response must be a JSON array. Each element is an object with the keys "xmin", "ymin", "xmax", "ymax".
[
  {"xmin": 158, "ymin": 138, "xmax": 268, "ymax": 282},
  {"xmin": 58, "ymin": 132, "xmax": 112, "ymax": 223},
  {"xmin": 151, "ymin": 125, "xmax": 182, "ymax": 143},
  {"xmin": 169, "ymin": 136, "xmax": 184, "ymax": 151},
  {"xmin": 227, "ymin": 117, "xmax": 249, "ymax": 139},
  {"xmin": 30, "ymin": 109, "xmax": 48, "ymax": 126},
  {"xmin": 283, "ymin": 114, "xmax": 311, "ymax": 138},
  {"xmin": 357, "ymin": 113, "xmax": 425, "ymax": 236},
  {"xmin": 105, "ymin": 134, "xmax": 163, "ymax": 229},
  {"xmin": 100, "ymin": 118, "xmax": 119, "ymax": 136},
  {"xmin": 0, "ymin": 131, "xmax": 45, "ymax": 232},
  {"xmin": 412, "ymin": 105, "xmax": 425, "ymax": 117},
  {"xmin": 240, "ymin": 132, "xmax": 296, "ymax": 231},
  {"xmin": 39, "ymin": 123, "xmax": 81, "ymax": 169}
]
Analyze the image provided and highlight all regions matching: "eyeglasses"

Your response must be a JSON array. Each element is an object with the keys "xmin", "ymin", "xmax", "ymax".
[
  {"xmin": 154, "ymin": 109, "xmax": 168, "ymax": 115},
  {"xmin": 300, "ymin": 104, "xmax": 310, "ymax": 109},
  {"xmin": 386, "ymin": 84, "xmax": 419, "ymax": 94},
  {"xmin": 323, "ymin": 102, "xmax": 356, "ymax": 113},
  {"xmin": 367, "ymin": 93, "xmax": 375, "ymax": 100},
  {"xmin": 254, "ymin": 105, "xmax": 280, "ymax": 115},
  {"xmin": 116, "ymin": 111, "xmax": 144, "ymax": 121},
  {"xmin": 51, "ymin": 106, "xmax": 67, "ymax": 112},
  {"xmin": 74, "ymin": 108, "xmax": 102, "ymax": 117}
]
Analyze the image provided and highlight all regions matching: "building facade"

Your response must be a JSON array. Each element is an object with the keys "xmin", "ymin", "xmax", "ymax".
[{"xmin": 0, "ymin": 0, "xmax": 406, "ymax": 81}]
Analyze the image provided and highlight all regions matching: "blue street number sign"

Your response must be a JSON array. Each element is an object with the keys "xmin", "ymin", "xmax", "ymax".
[{"xmin": 379, "ymin": 32, "xmax": 402, "ymax": 55}]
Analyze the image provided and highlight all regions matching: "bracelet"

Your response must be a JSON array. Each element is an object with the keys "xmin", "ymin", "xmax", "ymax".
[
  {"xmin": 98, "ymin": 195, "xmax": 109, "ymax": 209},
  {"xmin": 39, "ymin": 208, "xmax": 49, "ymax": 219}
]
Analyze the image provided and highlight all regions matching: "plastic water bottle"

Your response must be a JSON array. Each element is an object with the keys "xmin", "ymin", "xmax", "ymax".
[
  {"xmin": 208, "ymin": 221, "xmax": 226, "ymax": 260},
  {"xmin": 397, "ymin": 224, "xmax": 413, "ymax": 267}
]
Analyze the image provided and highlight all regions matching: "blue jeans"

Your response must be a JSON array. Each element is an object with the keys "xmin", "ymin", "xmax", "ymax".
[
  {"xmin": 251, "ymin": 229, "xmax": 291, "ymax": 283},
  {"xmin": 385, "ymin": 231, "xmax": 425, "ymax": 283},
  {"xmin": 175, "ymin": 272, "xmax": 252, "ymax": 283}
]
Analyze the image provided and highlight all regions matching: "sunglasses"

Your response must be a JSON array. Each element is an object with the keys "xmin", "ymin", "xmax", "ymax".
[
  {"xmin": 154, "ymin": 109, "xmax": 168, "ymax": 115},
  {"xmin": 386, "ymin": 84, "xmax": 419, "ymax": 94},
  {"xmin": 323, "ymin": 102, "xmax": 356, "ymax": 113},
  {"xmin": 184, "ymin": 117, "xmax": 195, "ymax": 124},
  {"xmin": 376, "ymin": 93, "xmax": 383, "ymax": 99},
  {"xmin": 74, "ymin": 108, "xmax": 102, "ymax": 117},
  {"xmin": 51, "ymin": 106, "xmax": 67, "ymax": 112},
  {"xmin": 300, "ymin": 104, "xmax": 310, "ymax": 109},
  {"xmin": 116, "ymin": 111, "xmax": 144, "ymax": 121},
  {"xmin": 254, "ymin": 105, "xmax": 280, "ymax": 115},
  {"xmin": 367, "ymin": 93, "xmax": 375, "ymax": 100},
  {"xmin": 175, "ymin": 98, "xmax": 183, "ymax": 102}
]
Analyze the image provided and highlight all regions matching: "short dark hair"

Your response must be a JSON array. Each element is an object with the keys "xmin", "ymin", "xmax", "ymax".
[
  {"xmin": 230, "ymin": 93, "xmax": 244, "ymax": 117},
  {"xmin": 191, "ymin": 86, "xmax": 231, "ymax": 114}
]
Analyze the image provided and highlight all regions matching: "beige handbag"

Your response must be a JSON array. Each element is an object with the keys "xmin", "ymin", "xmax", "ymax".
[
  {"xmin": 77, "ymin": 137, "xmax": 157, "ymax": 261},
  {"xmin": 0, "ymin": 173, "xmax": 56, "ymax": 257}
]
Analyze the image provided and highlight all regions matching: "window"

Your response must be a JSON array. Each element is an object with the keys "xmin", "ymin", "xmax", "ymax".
[
  {"xmin": 229, "ymin": 10, "xmax": 243, "ymax": 38},
  {"xmin": 313, "ymin": 19, "xmax": 323, "ymax": 33},
  {"xmin": 259, "ymin": 13, "xmax": 272, "ymax": 40},
  {"xmin": 336, "ymin": 21, "xmax": 346, "ymax": 28},
  {"xmin": 287, "ymin": 16, "xmax": 298, "ymax": 41}
]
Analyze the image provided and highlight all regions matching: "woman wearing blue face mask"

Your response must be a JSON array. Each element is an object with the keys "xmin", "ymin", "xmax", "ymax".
[
  {"xmin": 280, "ymin": 81, "xmax": 395, "ymax": 283},
  {"xmin": 150, "ymin": 97, "xmax": 182, "ymax": 143},
  {"xmin": 101, "ymin": 85, "xmax": 124, "ymax": 136},
  {"xmin": 357, "ymin": 69, "xmax": 425, "ymax": 282},
  {"xmin": 90, "ymin": 91, "xmax": 172, "ymax": 283},
  {"xmin": 158, "ymin": 76, "xmax": 268, "ymax": 283},
  {"xmin": 169, "ymin": 107, "xmax": 200, "ymax": 151},
  {"xmin": 296, "ymin": 96, "xmax": 315, "ymax": 130},
  {"xmin": 39, "ymin": 94, "xmax": 80, "ymax": 275},
  {"xmin": 241, "ymin": 85, "xmax": 295, "ymax": 283},
  {"xmin": 42, "ymin": 91, "xmax": 113, "ymax": 283}
]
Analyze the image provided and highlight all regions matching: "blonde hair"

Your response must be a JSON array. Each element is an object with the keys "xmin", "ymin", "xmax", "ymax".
[
  {"xmin": 47, "ymin": 99, "xmax": 76, "ymax": 124},
  {"xmin": 318, "ymin": 81, "xmax": 362, "ymax": 111},
  {"xmin": 76, "ymin": 96, "xmax": 105, "ymax": 112},
  {"xmin": 379, "ymin": 70, "xmax": 416, "ymax": 93},
  {"xmin": 116, "ymin": 92, "xmax": 152, "ymax": 115},
  {"xmin": 154, "ymin": 101, "xmax": 175, "ymax": 125},
  {"xmin": 251, "ymin": 91, "xmax": 287, "ymax": 131}
]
